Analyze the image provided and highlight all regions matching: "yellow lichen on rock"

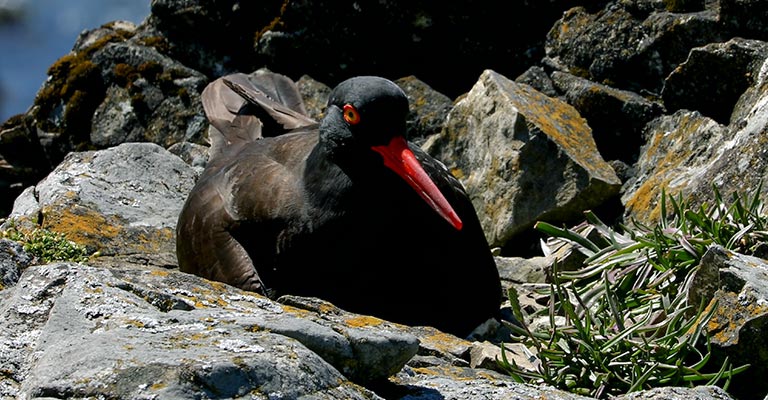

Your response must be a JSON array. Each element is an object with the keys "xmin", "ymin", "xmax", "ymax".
[
  {"xmin": 489, "ymin": 71, "xmax": 618, "ymax": 185},
  {"xmin": 344, "ymin": 315, "xmax": 385, "ymax": 328},
  {"xmin": 41, "ymin": 204, "xmax": 122, "ymax": 249}
]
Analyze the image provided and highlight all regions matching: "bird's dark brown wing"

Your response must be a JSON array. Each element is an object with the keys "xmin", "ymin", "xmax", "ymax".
[{"xmin": 177, "ymin": 132, "xmax": 319, "ymax": 294}]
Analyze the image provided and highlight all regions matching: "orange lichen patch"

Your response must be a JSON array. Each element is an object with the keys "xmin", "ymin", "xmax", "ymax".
[
  {"xmin": 246, "ymin": 325, "xmax": 268, "ymax": 333},
  {"xmin": 41, "ymin": 204, "xmax": 123, "ymax": 247},
  {"xmin": 123, "ymin": 319, "xmax": 146, "ymax": 329},
  {"xmin": 149, "ymin": 269, "xmax": 170, "ymax": 277},
  {"xmin": 128, "ymin": 227, "xmax": 175, "ymax": 254},
  {"xmin": 316, "ymin": 302, "xmax": 338, "ymax": 315},
  {"xmin": 85, "ymin": 286, "xmax": 104, "ymax": 294},
  {"xmin": 254, "ymin": 0, "xmax": 290, "ymax": 43},
  {"xmin": 344, "ymin": 315, "xmax": 385, "ymax": 328},
  {"xmin": 420, "ymin": 330, "xmax": 472, "ymax": 355},
  {"xmin": 410, "ymin": 367, "xmax": 440, "ymax": 376},
  {"xmin": 624, "ymin": 175, "xmax": 675, "ymax": 224},
  {"xmin": 179, "ymin": 287, "xmax": 218, "ymax": 309},
  {"xmin": 282, "ymin": 304, "xmax": 313, "ymax": 318},
  {"xmin": 207, "ymin": 281, "xmax": 230, "ymax": 293},
  {"xmin": 39, "ymin": 201, "xmax": 178, "ymax": 255},
  {"xmin": 450, "ymin": 167, "xmax": 465, "ymax": 180}
]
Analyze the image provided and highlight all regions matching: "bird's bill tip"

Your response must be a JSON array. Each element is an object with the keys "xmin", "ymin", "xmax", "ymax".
[{"xmin": 372, "ymin": 136, "xmax": 463, "ymax": 231}]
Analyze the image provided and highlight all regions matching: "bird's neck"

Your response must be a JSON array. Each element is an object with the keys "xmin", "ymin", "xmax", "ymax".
[{"xmin": 304, "ymin": 142, "xmax": 354, "ymax": 211}]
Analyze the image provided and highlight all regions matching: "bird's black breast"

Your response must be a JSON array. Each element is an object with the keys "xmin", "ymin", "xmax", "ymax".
[{"xmin": 262, "ymin": 158, "xmax": 501, "ymax": 335}]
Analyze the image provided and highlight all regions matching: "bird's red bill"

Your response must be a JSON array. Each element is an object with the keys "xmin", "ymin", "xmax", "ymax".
[{"xmin": 372, "ymin": 136, "xmax": 463, "ymax": 231}]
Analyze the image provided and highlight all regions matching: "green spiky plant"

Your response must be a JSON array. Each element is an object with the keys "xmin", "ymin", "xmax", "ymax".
[
  {"xmin": 498, "ymin": 186, "xmax": 761, "ymax": 398},
  {"xmin": 2, "ymin": 222, "xmax": 90, "ymax": 264}
]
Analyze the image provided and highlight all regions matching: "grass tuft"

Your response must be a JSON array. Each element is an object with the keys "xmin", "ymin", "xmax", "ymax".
[{"xmin": 498, "ymin": 185, "xmax": 759, "ymax": 397}]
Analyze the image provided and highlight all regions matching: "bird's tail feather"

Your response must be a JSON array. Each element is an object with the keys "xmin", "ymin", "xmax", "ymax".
[{"xmin": 201, "ymin": 70, "xmax": 317, "ymax": 159}]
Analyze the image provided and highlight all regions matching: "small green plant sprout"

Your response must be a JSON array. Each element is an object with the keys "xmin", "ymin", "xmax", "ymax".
[
  {"xmin": 2, "ymin": 222, "xmax": 91, "ymax": 264},
  {"xmin": 498, "ymin": 186, "xmax": 758, "ymax": 398}
]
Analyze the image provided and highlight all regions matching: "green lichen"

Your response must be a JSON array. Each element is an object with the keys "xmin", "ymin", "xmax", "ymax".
[
  {"xmin": 112, "ymin": 60, "xmax": 192, "ymax": 114},
  {"xmin": 33, "ymin": 29, "xmax": 134, "ymax": 156},
  {"xmin": 136, "ymin": 35, "xmax": 171, "ymax": 54}
]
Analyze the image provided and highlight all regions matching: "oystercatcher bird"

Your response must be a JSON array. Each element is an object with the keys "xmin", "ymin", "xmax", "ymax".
[{"xmin": 176, "ymin": 71, "xmax": 501, "ymax": 337}]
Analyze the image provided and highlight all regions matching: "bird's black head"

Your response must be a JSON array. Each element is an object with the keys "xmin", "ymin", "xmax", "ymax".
[
  {"xmin": 316, "ymin": 76, "xmax": 463, "ymax": 231},
  {"xmin": 319, "ymin": 76, "xmax": 409, "ymax": 157}
]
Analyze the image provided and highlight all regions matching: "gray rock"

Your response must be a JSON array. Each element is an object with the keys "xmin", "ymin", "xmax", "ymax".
[
  {"xmin": 273, "ymin": 295, "xmax": 420, "ymax": 384},
  {"xmin": 91, "ymin": 85, "xmax": 145, "ymax": 146},
  {"xmin": 0, "ymin": 262, "xmax": 392, "ymax": 398},
  {"xmin": 662, "ymin": 38, "xmax": 768, "ymax": 125},
  {"xmin": 423, "ymin": 69, "xmax": 620, "ymax": 251},
  {"xmin": 395, "ymin": 76, "xmax": 454, "ymax": 145},
  {"xmin": 693, "ymin": 246, "xmax": 768, "ymax": 400},
  {"xmin": 4, "ymin": 143, "xmax": 197, "ymax": 262},
  {"xmin": 544, "ymin": 5, "xmax": 649, "ymax": 88},
  {"xmin": 684, "ymin": 52, "xmax": 768, "ymax": 209},
  {"xmin": 167, "ymin": 141, "xmax": 209, "ymax": 172},
  {"xmin": 0, "ymin": 239, "xmax": 31, "ymax": 289},
  {"xmin": 515, "ymin": 66, "xmax": 559, "ymax": 98},
  {"xmin": 90, "ymin": 41, "xmax": 209, "ymax": 147},
  {"xmin": 551, "ymin": 71, "xmax": 664, "ymax": 163},
  {"xmin": 4, "ymin": 185, "xmax": 39, "ymax": 225},
  {"xmin": 1, "ymin": 260, "xmax": 601, "ymax": 399},
  {"xmin": 625, "ymin": 51, "xmax": 768, "ymax": 223},
  {"xmin": 637, "ymin": 7, "xmax": 724, "ymax": 89},
  {"xmin": 393, "ymin": 365, "xmax": 594, "ymax": 400},
  {"xmin": 545, "ymin": 4, "xmax": 724, "ymax": 93},
  {"xmin": 296, "ymin": 74, "xmax": 332, "ymax": 122},
  {"xmin": 719, "ymin": 0, "xmax": 768, "ymax": 40},
  {"xmin": 495, "ymin": 256, "xmax": 549, "ymax": 285},
  {"xmin": 614, "ymin": 385, "xmax": 734, "ymax": 400},
  {"xmin": 621, "ymin": 110, "xmax": 726, "ymax": 224}
]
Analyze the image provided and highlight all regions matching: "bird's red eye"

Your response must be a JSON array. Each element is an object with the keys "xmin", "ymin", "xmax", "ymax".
[{"xmin": 343, "ymin": 104, "xmax": 361, "ymax": 125}]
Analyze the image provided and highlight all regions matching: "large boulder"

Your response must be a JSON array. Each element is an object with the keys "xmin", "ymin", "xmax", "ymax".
[
  {"xmin": 662, "ymin": 38, "xmax": 768, "ymax": 125},
  {"xmin": 2, "ymin": 142, "xmax": 197, "ymax": 264},
  {"xmin": 550, "ymin": 71, "xmax": 664, "ymax": 163},
  {"xmin": 0, "ymin": 261, "xmax": 414, "ymax": 398},
  {"xmin": 424, "ymin": 69, "xmax": 621, "ymax": 253}
]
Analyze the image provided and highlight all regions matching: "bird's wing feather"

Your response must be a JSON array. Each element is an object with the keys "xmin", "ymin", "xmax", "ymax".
[
  {"xmin": 201, "ymin": 71, "xmax": 317, "ymax": 160},
  {"xmin": 222, "ymin": 74, "xmax": 316, "ymax": 130}
]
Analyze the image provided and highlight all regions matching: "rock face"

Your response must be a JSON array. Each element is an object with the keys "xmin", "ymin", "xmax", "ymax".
[
  {"xmin": 0, "ymin": 262, "xmax": 405, "ymax": 398},
  {"xmin": 0, "ymin": 239, "xmax": 30, "ymax": 289},
  {"xmin": 3, "ymin": 0, "xmax": 768, "ymax": 398},
  {"xmin": 688, "ymin": 246, "xmax": 768, "ymax": 400}
]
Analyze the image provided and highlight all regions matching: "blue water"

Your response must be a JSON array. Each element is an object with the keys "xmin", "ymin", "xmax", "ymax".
[{"xmin": 0, "ymin": 0, "xmax": 151, "ymax": 123}]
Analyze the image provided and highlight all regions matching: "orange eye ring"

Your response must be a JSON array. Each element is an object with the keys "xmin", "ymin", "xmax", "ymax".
[{"xmin": 343, "ymin": 104, "xmax": 361, "ymax": 125}]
